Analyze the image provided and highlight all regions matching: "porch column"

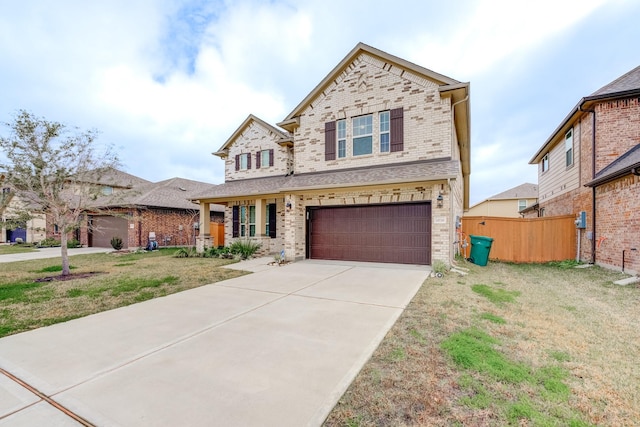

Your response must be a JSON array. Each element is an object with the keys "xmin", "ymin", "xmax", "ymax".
[
  {"xmin": 197, "ymin": 201, "xmax": 212, "ymax": 252},
  {"xmin": 255, "ymin": 198, "xmax": 266, "ymax": 237}
]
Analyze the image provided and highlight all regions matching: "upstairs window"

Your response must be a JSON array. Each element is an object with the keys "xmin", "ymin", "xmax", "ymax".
[
  {"xmin": 257, "ymin": 149, "xmax": 274, "ymax": 169},
  {"xmin": 352, "ymin": 114, "xmax": 373, "ymax": 156},
  {"xmin": 235, "ymin": 153, "xmax": 251, "ymax": 171},
  {"xmin": 379, "ymin": 111, "xmax": 390, "ymax": 152},
  {"xmin": 542, "ymin": 154, "xmax": 549, "ymax": 172},
  {"xmin": 565, "ymin": 128, "xmax": 574, "ymax": 167},
  {"xmin": 518, "ymin": 199, "xmax": 527, "ymax": 211},
  {"xmin": 337, "ymin": 119, "xmax": 346, "ymax": 158},
  {"xmin": 101, "ymin": 186, "xmax": 113, "ymax": 196}
]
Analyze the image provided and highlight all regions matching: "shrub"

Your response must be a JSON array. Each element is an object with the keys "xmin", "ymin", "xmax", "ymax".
[
  {"xmin": 14, "ymin": 237, "xmax": 24, "ymax": 244},
  {"xmin": 229, "ymin": 239, "xmax": 262, "ymax": 260},
  {"xmin": 174, "ymin": 247, "xmax": 199, "ymax": 258},
  {"xmin": 110, "ymin": 236, "xmax": 123, "ymax": 251},
  {"xmin": 67, "ymin": 239, "xmax": 81, "ymax": 248},
  {"xmin": 39, "ymin": 238, "xmax": 61, "ymax": 247}
]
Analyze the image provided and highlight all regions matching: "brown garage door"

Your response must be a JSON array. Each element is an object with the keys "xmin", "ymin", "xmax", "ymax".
[
  {"xmin": 90, "ymin": 216, "xmax": 128, "ymax": 248},
  {"xmin": 308, "ymin": 203, "xmax": 431, "ymax": 265}
]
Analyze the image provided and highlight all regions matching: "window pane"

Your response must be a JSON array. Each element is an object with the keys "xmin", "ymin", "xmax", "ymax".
[
  {"xmin": 380, "ymin": 111, "xmax": 389, "ymax": 132},
  {"xmin": 338, "ymin": 139, "xmax": 346, "ymax": 158},
  {"xmin": 353, "ymin": 115, "xmax": 372, "ymax": 137},
  {"xmin": 337, "ymin": 119, "xmax": 346, "ymax": 139},
  {"xmin": 261, "ymin": 150, "xmax": 270, "ymax": 167},
  {"xmin": 240, "ymin": 154, "xmax": 248, "ymax": 170},
  {"xmin": 249, "ymin": 225, "xmax": 255, "ymax": 237},
  {"xmin": 249, "ymin": 206, "xmax": 255, "ymax": 222},
  {"xmin": 353, "ymin": 136, "xmax": 372, "ymax": 156},
  {"xmin": 380, "ymin": 133, "xmax": 390, "ymax": 152},
  {"xmin": 240, "ymin": 224, "xmax": 246, "ymax": 237}
]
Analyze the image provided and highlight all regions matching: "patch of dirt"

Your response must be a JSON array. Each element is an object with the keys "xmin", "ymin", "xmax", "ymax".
[{"xmin": 34, "ymin": 272, "xmax": 105, "ymax": 282}]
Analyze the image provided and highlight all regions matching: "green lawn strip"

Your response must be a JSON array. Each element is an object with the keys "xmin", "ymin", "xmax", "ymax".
[
  {"xmin": 33, "ymin": 265, "xmax": 76, "ymax": 273},
  {"xmin": 0, "ymin": 245, "xmax": 37, "ymax": 255},
  {"xmin": 472, "ymin": 283, "xmax": 520, "ymax": 305},
  {"xmin": 479, "ymin": 312, "xmax": 506, "ymax": 324},
  {"xmin": 66, "ymin": 275, "xmax": 179, "ymax": 298},
  {"xmin": 441, "ymin": 327, "xmax": 591, "ymax": 425}
]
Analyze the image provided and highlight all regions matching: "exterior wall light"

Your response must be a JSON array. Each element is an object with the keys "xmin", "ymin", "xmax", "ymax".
[{"xmin": 436, "ymin": 193, "xmax": 443, "ymax": 208}]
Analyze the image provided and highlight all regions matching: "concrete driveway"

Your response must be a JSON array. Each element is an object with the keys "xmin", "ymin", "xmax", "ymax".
[{"xmin": 0, "ymin": 258, "xmax": 429, "ymax": 426}]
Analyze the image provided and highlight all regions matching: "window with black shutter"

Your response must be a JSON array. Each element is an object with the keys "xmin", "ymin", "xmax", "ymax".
[
  {"xmin": 269, "ymin": 149, "xmax": 274, "ymax": 167},
  {"xmin": 256, "ymin": 151, "xmax": 261, "ymax": 169},
  {"xmin": 232, "ymin": 206, "xmax": 239, "ymax": 237},
  {"xmin": 267, "ymin": 203, "xmax": 277, "ymax": 238},
  {"xmin": 390, "ymin": 107, "xmax": 404, "ymax": 152},
  {"xmin": 325, "ymin": 121, "xmax": 336, "ymax": 160}
]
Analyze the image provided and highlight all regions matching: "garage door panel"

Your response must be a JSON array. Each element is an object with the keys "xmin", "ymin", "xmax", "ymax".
[
  {"xmin": 90, "ymin": 216, "xmax": 128, "ymax": 248},
  {"xmin": 308, "ymin": 203, "xmax": 431, "ymax": 265}
]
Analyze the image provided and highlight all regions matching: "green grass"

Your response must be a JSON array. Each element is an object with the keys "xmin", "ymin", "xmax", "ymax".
[
  {"xmin": 33, "ymin": 265, "xmax": 76, "ymax": 273},
  {"xmin": 479, "ymin": 312, "xmax": 506, "ymax": 324},
  {"xmin": 0, "ymin": 282, "xmax": 43, "ymax": 302},
  {"xmin": 0, "ymin": 244, "xmax": 37, "ymax": 255},
  {"xmin": 472, "ymin": 283, "xmax": 520, "ymax": 305},
  {"xmin": 0, "ymin": 249, "xmax": 246, "ymax": 338},
  {"xmin": 441, "ymin": 327, "xmax": 532, "ymax": 384}
]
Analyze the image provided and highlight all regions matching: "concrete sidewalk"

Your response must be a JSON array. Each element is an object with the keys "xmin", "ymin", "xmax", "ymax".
[
  {"xmin": 0, "ymin": 247, "xmax": 111, "ymax": 263},
  {"xmin": 0, "ymin": 259, "xmax": 430, "ymax": 426}
]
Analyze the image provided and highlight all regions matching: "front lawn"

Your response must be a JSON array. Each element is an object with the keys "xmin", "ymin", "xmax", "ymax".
[
  {"xmin": 0, "ymin": 249, "xmax": 247, "ymax": 337},
  {"xmin": 0, "ymin": 244, "xmax": 37, "ymax": 255},
  {"xmin": 324, "ymin": 261, "xmax": 639, "ymax": 426}
]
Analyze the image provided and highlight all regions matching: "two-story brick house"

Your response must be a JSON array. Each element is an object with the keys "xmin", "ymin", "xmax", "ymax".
[
  {"xmin": 194, "ymin": 43, "xmax": 470, "ymax": 266},
  {"xmin": 529, "ymin": 65, "xmax": 640, "ymax": 273}
]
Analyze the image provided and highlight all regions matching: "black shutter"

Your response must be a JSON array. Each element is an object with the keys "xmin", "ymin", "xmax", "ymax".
[
  {"xmin": 268, "ymin": 204, "xmax": 277, "ymax": 238},
  {"xmin": 235, "ymin": 155, "xmax": 240, "ymax": 171},
  {"xmin": 390, "ymin": 107, "xmax": 404, "ymax": 152},
  {"xmin": 269, "ymin": 149, "xmax": 274, "ymax": 167},
  {"xmin": 232, "ymin": 206, "xmax": 239, "ymax": 237},
  {"xmin": 247, "ymin": 153, "xmax": 251, "ymax": 169},
  {"xmin": 325, "ymin": 121, "xmax": 336, "ymax": 160},
  {"xmin": 256, "ymin": 151, "xmax": 261, "ymax": 169}
]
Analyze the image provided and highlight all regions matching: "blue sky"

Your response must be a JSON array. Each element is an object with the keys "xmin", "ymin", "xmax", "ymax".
[{"xmin": 1, "ymin": 0, "xmax": 638, "ymax": 205}]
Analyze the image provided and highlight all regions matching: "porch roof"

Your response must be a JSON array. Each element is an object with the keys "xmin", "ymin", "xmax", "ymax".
[{"xmin": 192, "ymin": 158, "xmax": 460, "ymax": 202}]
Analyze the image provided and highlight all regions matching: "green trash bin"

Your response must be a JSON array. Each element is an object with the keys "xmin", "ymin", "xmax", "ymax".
[{"xmin": 469, "ymin": 235, "xmax": 494, "ymax": 266}]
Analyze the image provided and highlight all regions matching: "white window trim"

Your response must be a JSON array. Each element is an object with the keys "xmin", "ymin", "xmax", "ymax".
[
  {"xmin": 542, "ymin": 154, "xmax": 549, "ymax": 172},
  {"xmin": 337, "ymin": 119, "xmax": 346, "ymax": 158},
  {"xmin": 239, "ymin": 153, "xmax": 249, "ymax": 170},
  {"xmin": 260, "ymin": 149, "xmax": 270, "ymax": 168},
  {"xmin": 565, "ymin": 128, "xmax": 574, "ymax": 167},
  {"xmin": 352, "ymin": 114, "xmax": 373, "ymax": 156},
  {"xmin": 379, "ymin": 111, "xmax": 390, "ymax": 153}
]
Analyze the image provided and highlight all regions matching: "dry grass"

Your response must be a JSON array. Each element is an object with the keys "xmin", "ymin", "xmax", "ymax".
[
  {"xmin": 0, "ymin": 244, "xmax": 37, "ymax": 255},
  {"xmin": 324, "ymin": 260, "xmax": 640, "ymax": 426},
  {"xmin": 0, "ymin": 249, "xmax": 248, "ymax": 337}
]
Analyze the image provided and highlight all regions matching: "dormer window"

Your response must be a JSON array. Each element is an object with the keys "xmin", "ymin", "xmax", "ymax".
[{"xmin": 101, "ymin": 186, "xmax": 113, "ymax": 196}]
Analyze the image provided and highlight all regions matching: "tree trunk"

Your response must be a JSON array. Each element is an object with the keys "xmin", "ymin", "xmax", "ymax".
[{"xmin": 60, "ymin": 231, "xmax": 70, "ymax": 276}]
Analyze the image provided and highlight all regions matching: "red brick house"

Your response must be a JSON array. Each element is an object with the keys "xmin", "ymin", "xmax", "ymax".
[{"xmin": 528, "ymin": 65, "xmax": 640, "ymax": 274}]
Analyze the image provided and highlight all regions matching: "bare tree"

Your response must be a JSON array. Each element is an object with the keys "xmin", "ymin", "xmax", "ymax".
[{"xmin": 0, "ymin": 110, "xmax": 119, "ymax": 275}]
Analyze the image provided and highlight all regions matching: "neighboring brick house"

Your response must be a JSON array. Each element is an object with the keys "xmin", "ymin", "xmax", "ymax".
[
  {"xmin": 193, "ymin": 43, "xmax": 470, "ymax": 266},
  {"xmin": 2, "ymin": 169, "xmax": 224, "ymax": 249},
  {"xmin": 466, "ymin": 183, "xmax": 538, "ymax": 218},
  {"xmin": 79, "ymin": 175, "xmax": 224, "ymax": 249},
  {"xmin": 528, "ymin": 65, "xmax": 640, "ymax": 273}
]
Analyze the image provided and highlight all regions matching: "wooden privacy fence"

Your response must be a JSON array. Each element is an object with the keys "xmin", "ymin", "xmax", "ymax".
[{"xmin": 461, "ymin": 215, "xmax": 576, "ymax": 263}]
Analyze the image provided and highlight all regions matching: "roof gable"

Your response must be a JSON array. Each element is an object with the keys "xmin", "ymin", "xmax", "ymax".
[
  {"xmin": 487, "ymin": 183, "xmax": 538, "ymax": 200},
  {"xmin": 214, "ymin": 114, "xmax": 291, "ymax": 157},
  {"xmin": 277, "ymin": 42, "xmax": 462, "ymax": 130}
]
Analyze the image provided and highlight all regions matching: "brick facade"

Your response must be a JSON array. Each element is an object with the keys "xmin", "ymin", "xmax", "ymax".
[
  {"xmin": 535, "ymin": 95, "xmax": 640, "ymax": 272},
  {"xmin": 197, "ymin": 44, "xmax": 469, "ymax": 267}
]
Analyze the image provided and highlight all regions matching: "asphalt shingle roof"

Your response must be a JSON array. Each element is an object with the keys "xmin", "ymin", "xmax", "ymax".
[
  {"xmin": 590, "ymin": 65, "xmax": 640, "ymax": 97},
  {"xmin": 486, "ymin": 183, "xmax": 538, "ymax": 200},
  {"xmin": 192, "ymin": 159, "xmax": 461, "ymax": 201},
  {"xmin": 586, "ymin": 143, "xmax": 640, "ymax": 187}
]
